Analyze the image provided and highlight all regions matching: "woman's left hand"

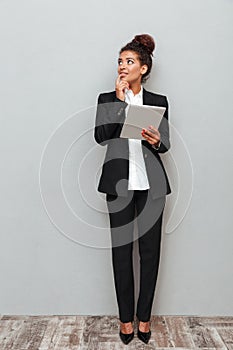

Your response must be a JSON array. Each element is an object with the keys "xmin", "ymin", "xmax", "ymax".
[{"xmin": 141, "ymin": 125, "xmax": 160, "ymax": 146}]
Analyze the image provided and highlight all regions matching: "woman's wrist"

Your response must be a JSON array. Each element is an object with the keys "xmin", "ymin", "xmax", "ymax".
[
  {"xmin": 152, "ymin": 140, "xmax": 161, "ymax": 150},
  {"xmin": 116, "ymin": 92, "xmax": 125, "ymax": 101}
]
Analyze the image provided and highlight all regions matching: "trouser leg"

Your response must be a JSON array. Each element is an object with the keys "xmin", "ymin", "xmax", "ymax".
[
  {"xmin": 135, "ymin": 191, "xmax": 166, "ymax": 322},
  {"xmin": 106, "ymin": 192, "xmax": 135, "ymax": 323}
]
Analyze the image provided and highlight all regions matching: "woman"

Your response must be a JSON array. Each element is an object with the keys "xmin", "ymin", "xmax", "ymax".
[{"xmin": 94, "ymin": 34, "xmax": 171, "ymax": 345}]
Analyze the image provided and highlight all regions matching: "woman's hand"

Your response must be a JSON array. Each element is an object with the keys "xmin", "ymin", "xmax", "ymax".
[
  {"xmin": 141, "ymin": 125, "xmax": 161, "ymax": 146},
  {"xmin": 115, "ymin": 75, "xmax": 129, "ymax": 101}
]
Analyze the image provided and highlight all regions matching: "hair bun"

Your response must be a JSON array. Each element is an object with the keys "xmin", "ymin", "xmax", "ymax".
[{"xmin": 133, "ymin": 34, "xmax": 155, "ymax": 55}]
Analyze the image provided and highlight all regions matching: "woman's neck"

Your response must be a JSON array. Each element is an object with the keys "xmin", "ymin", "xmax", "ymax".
[{"xmin": 128, "ymin": 82, "xmax": 142, "ymax": 96}]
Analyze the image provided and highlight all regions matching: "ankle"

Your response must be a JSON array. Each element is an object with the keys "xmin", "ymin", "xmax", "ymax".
[
  {"xmin": 138, "ymin": 320, "xmax": 150, "ymax": 333},
  {"xmin": 120, "ymin": 321, "xmax": 134, "ymax": 334}
]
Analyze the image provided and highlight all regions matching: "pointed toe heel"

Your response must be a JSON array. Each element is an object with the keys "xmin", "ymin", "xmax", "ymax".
[
  {"xmin": 137, "ymin": 329, "xmax": 151, "ymax": 344},
  {"xmin": 119, "ymin": 331, "xmax": 134, "ymax": 344}
]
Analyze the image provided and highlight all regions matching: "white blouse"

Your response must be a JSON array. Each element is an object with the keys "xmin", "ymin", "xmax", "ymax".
[{"xmin": 125, "ymin": 86, "xmax": 150, "ymax": 190}]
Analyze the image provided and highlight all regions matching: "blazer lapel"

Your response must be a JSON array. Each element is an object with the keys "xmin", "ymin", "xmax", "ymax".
[
  {"xmin": 142, "ymin": 87, "xmax": 147, "ymax": 105},
  {"xmin": 142, "ymin": 88, "xmax": 148, "ymax": 147},
  {"xmin": 142, "ymin": 87, "xmax": 153, "ymax": 105},
  {"xmin": 142, "ymin": 87, "xmax": 157, "ymax": 148}
]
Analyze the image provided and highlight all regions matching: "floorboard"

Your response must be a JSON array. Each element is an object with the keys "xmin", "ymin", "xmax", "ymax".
[{"xmin": 0, "ymin": 315, "xmax": 232, "ymax": 349}]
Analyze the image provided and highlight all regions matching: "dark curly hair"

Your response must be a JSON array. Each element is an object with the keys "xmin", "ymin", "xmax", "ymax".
[{"xmin": 119, "ymin": 34, "xmax": 155, "ymax": 84}]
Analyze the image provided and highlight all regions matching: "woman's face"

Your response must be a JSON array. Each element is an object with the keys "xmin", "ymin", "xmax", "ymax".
[{"xmin": 117, "ymin": 50, "xmax": 148, "ymax": 86}]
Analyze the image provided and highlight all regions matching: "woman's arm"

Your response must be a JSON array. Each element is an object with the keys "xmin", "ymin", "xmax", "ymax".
[
  {"xmin": 142, "ymin": 96, "xmax": 170, "ymax": 154},
  {"xmin": 94, "ymin": 93, "xmax": 128, "ymax": 146},
  {"xmin": 155, "ymin": 96, "xmax": 170, "ymax": 153}
]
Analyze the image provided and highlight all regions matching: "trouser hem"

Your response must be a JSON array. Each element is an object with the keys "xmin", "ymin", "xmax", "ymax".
[{"xmin": 136, "ymin": 314, "xmax": 151, "ymax": 323}]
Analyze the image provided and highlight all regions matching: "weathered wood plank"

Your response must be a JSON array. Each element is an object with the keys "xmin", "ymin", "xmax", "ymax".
[
  {"xmin": 188, "ymin": 316, "xmax": 233, "ymax": 328},
  {"xmin": 81, "ymin": 316, "xmax": 121, "ymax": 348},
  {"xmin": 217, "ymin": 327, "xmax": 233, "ymax": 350},
  {"xmin": 10, "ymin": 318, "xmax": 48, "ymax": 350},
  {"xmin": 38, "ymin": 316, "xmax": 59, "ymax": 350},
  {"xmin": 164, "ymin": 316, "xmax": 196, "ymax": 348},
  {"xmin": 40, "ymin": 315, "xmax": 85, "ymax": 349},
  {"xmin": 69, "ymin": 316, "xmax": 85, "ymax": 349},
  {"xmin": 0, "ymin": 319, "xmax": 13, "ymax": 344},
  {"xmin": 150, "ymin": 316, "xmax": 173, "ymax": 347},
  {"xmin": 45, "ymin": 316, "xmax": 80, "ymax": 350},
  {"xmin": 1, "ymin": 315, "xmax": 29, "ymax": 321},
  {"xmin": 0, "ymin": 320, "xmax": 23, "ymax": 350},
  {"xmin": 186, "ymin": 316, "xmax": 227, "ymax": 349}
]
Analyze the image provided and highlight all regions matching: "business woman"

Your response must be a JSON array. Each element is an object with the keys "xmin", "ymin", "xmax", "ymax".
[{"xmin": 94, "ymin": 34, "xmax": 171, "ymax": 345}]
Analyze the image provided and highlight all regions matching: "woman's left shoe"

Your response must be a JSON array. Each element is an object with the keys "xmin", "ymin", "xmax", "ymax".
[
  {"xmin": 137, "ymin": 328, "xmax": 151, "ymax": 344},
  {"xmin": 137, "ymin": 321, "xmax": 151, "ymax": 344},
  {"xmin": 119, "ymin": 330, "xmax": 134, "ymax": 344}
]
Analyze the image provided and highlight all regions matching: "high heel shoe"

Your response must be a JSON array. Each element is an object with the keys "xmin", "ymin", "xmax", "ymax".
[
  {"xmin": 137, "ymin": 328, "xmax": 151, "ymax": 344},
  {"xmin": 137, "ymin": 321, "xmax": 151, "ymax": 344},
  {"xmin": 119, "ymin": 321, "xmax": 134, "ymax": 345},
  {"xmin": 119, "ymin": 330, "xmax": 134, "ymax": 345}
]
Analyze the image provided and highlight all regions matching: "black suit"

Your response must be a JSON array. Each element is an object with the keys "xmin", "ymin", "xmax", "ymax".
[
  {"xmin": 94, "ymin": 88, "xmax": 172, "ymax": 323},
  {"xmin": 94, "ymin": 88, "xmax": 171, "ymax": 199}
]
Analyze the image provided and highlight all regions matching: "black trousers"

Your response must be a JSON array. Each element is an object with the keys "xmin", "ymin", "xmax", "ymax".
[{"xmin": 106, "ymin": 189, "xmax": 166, "ymax": 323}]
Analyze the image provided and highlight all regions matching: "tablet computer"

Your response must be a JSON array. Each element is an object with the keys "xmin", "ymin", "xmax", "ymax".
[{"xmin": 120, "ymin": 104, "xmax": 166, "ymax": 140}]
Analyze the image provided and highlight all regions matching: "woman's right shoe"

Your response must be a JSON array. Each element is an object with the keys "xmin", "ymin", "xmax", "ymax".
[{"xmin": 119, "ymin": 330, "xmax": 134, "ymax": 345}]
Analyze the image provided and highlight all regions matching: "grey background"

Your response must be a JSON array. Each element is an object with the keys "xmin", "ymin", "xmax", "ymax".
[{"xmin": 0, "ymin": 0, "xmax": 232, "ymax": 316}]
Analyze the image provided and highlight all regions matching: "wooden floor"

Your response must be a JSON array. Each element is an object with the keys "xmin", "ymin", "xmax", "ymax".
[{"xmin": 0, "ymin": 315, "xmax": 233, "ymax": 349}]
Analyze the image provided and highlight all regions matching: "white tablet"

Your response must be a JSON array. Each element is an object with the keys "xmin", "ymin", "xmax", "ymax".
[{"xmin": 120, "ymin": 104, "xmax": 166, "ymax": 140}]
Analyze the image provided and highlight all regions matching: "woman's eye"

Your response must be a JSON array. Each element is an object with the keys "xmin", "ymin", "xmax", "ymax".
[{"xmin": 118, "ymin": 60, "xmax": 134, "ymax": 65}]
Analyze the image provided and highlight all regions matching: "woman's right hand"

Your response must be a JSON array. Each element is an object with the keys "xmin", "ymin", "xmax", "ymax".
[{"xmin": 115, "ymin": 75, "xmax": 129, "ymax": 101}]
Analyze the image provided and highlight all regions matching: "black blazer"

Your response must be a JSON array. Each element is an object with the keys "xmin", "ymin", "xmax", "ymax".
[{"xmin": 94, "ymin": 87, "xmax": 172, "ymax": 199}]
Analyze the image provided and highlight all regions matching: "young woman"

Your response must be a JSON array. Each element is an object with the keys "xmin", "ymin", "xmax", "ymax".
[{"xmin": 94, "ymin": 34, "xmax": 171, "ymax": 345}]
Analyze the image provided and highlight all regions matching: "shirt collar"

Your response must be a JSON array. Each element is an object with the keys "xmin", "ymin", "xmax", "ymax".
[{"xmin": 125, "ymin": 85, "xmax": 143, "ymax": 98}]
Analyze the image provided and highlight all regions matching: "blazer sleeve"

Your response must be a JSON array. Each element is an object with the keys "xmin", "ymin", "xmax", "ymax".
[
  {"xmin": 152, "ymin": 96, "xmax": 170, "ymax": 154},
  {"xmin": 94, "ymin": 93, "xmax": 128, "ymax": 146}
]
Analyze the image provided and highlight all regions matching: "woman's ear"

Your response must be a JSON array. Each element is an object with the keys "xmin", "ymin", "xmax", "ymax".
[{"xmin": 140, "ymin": 64, "xmax": 148, "ymax": 75}]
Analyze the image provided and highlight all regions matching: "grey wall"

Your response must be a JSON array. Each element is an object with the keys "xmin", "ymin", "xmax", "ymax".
[{"xmin": 0, "ymin": 0, "xmax": 232, "ymax": 316}]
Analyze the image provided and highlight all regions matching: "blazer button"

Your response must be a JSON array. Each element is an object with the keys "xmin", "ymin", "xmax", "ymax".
[
  {"xmin": 144, "ymin": 153, "xmax": 147, "ymax": 158},
  {"xmin": 118, "ymin": 108, "xmax": 123, "ymax": 115}
]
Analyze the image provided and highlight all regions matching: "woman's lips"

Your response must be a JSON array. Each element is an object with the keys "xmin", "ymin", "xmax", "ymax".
[{"xmin": 120, "ymin": 72, "xmax": 128, "ymax": 76}]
